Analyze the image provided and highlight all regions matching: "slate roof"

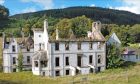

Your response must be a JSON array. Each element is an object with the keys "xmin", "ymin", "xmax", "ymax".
[{"xmin": 122, "ymin": 47, "xmax": 140, "ymax": 55}]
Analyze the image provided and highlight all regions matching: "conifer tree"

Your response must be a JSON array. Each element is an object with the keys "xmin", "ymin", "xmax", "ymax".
[{"xmin": 17, "ymin": 50, "xmax": 23, "ymax": 72}]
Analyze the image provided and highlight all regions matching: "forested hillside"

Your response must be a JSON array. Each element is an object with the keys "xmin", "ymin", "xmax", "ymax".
[
  {"xmin": 11, "ymin": 6, "xmax": 140, "ymax": 25},
  {"xmin": 0, "ymin": 6, "xmax": 140, "ymax": 45}
]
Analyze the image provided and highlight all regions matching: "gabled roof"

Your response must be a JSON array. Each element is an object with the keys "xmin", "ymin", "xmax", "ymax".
[{"xmin": 107, "ymin": 32, "xmax": 121, "ymax": 44}]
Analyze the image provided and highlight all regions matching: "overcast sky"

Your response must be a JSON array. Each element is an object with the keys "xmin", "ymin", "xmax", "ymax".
[{"xmin": 1, "ymin": 0, "xmax": 140, "ymax": 15}]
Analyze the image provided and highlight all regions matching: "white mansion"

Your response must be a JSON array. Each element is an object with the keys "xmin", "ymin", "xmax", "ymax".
[{"xmin": 3, "ymin": 20, "xmax": 106, "ymax": 77}]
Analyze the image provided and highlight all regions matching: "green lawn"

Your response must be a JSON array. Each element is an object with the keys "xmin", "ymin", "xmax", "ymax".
[{"xmin": 0, "ymin": 63, "xmax": 140, "ymax": 84}]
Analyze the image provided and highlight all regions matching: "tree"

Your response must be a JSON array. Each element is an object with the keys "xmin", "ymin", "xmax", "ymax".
[
  {"xmin": 55, "ymin": 18, "xmax": 72, "ymax": 38},
  {"xmin": 0, "ymin": 5, "xmax": 9, "ymax": 20},
  {"xmin": 71, "ymin": 15, "xmax": 92, "ymax": 37},
  {"xmin": 17, "ymin": 50, "xmax": 23, "ymax": 72},
  {"xmin": 106, "ymin": 44, "xmax": 124, "ymax": 69}
]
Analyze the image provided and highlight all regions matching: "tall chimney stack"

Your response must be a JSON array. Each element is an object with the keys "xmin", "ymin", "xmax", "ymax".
[
  {"xmin": 92, "ymin": 21, "xmax": 101, "ymax": 32},
  {"xmin": 44, "ymin": 19, "xmax": 48, "ymax": 32},
  {"xmin": 43, "ymin": 19, "xmax": 49, "ymax": 51},
  {"xmin": 56, "ymin": 28, "xmax": 59, "ymax": 40}
]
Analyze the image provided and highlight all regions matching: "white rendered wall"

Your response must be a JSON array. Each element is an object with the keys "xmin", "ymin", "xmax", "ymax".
[
  {"xmin": 122, "ymin": 55, "xmax": 140, "ymax": 62},
  {"xmin": 47, "ymin": 41, "xmax": 106, "ymax": 76},
  {"xmin": 34, "ymin": 31, "xmax": 44, "ymax": 51}
]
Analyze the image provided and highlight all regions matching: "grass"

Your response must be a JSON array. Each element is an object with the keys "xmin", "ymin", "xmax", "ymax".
[{"xmin": 0, "ymin": 63, "xmax": 140, "ymax": 84}]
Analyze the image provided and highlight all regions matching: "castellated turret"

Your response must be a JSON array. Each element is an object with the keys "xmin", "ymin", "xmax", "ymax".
[{"xmin": 92, "ymin": 21, "xmax": 101, "ymax": 32}]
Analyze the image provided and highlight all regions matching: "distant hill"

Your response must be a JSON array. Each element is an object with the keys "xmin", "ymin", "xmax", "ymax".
[{"xmin": 10, "ymin": 6, "xmax": 140, "ymax": 25}]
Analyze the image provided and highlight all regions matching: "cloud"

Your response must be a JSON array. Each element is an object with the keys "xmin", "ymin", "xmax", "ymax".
[
  {"xmin": 115, "ymin": 0, "xmax": 140, "ymax": 14},
  {"xmin": 0, "ymin": 0, "xmax": 4, "ymax": 5},
  {"xmin": 21, "ymin": 7, "xmax": 36, "ymax": 13},
  {"xmin": 90, "ymin": 4, "xmax": 95, "ymax": 7},
  {"xmin": 21, "ymin": 0, "xmax": 54, "ymax": 9}
]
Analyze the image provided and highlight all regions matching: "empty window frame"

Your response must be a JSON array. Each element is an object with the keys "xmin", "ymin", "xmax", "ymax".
[
  {"xmin": 98, "ymin": 55, "xmax": 101, "ymax": 64},
  {"xmin": 27, "ymin": 46, "xmax": 30, "ymax": 51},
  {"xmin": 27, "ymin": 56, "xmax": 30, "ymax": 63},
  {"xmin": 13, "ymin": 68, "xmax": 16, "ymax": 72},
  {"xmin": 89, "ymin": 42, "xmax": 93, "ymax": 50},
  {"xmin": 40, "ymin": 61, "xmax": 47, "ymax": 67},
  {"xmin": 55, "ymin": 57, "xmax": 59, "ymax": 67},
  {"xmin": 77, "ymin": 42, "xmax": 81, "ymax": 50},
  {"xmin": 13, "ymin": 57, "xmax": 16, "ymax": 64},
  {"xmin": 34, "ymin": 61, "xmax": 38, "ymax": 67},
  {"xmin": 12, "ymin": 45, "xmax": 16, "ymax": 52},
  {"xmin": 66, "ymin": 69, "xmax": 70, "ymax": 75},
  {"xmin": 55, "ymin": 42, "xmax": 59, "ymax": 50},
  {"xmin": 89, "ymin": 55, "xmax": 93, "ymax": 64},
  {"xmin": 97, "ymin": 42, "xmax": 101, "ymax": 49},
  {"xmin": 65, "ymin": 42, "xmax": 69, "ymax": 50},
  {"xmin": 39, "ymin": 43, "xmax": 41, "ymax": 50},
  {"xmin": 77, "ymin": 55, "xmax": 82, "ymax": 67},
  {"xmin": 55, "ymin": 70, "xmax": 60, "ymax": 76},
  {"xmin": 65, "ymin": 57, "xmax": 69, "ymax": 66}
]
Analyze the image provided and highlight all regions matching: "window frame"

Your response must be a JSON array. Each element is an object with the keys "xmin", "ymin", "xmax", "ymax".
[
  {"xmin": 13, "ymin": 57, "xmax": 16, "ymax": 65},
  {"xmin": 89, "ymin": 42, "xmax": 93, "ymax": 50},
  {"xmin": 55, "ymin": 70, "xmax": 60, "ymax": 76},
  {"xmin": 98, "ymin": 55, "xmax": 101, "ymax": 64},
  {"xmin": 55, "ymin": 57, "xmax": 60, "ymax": 67},
  {"xmin": 65, "ymin": 42, "xmax": 69, "ymax": 50},
  {"xmin": 89, "ymin": 55, "xmax": 93, "ymax": 64},
  {"xmin": 65, "ymin": 57, "xmax": 69, "ymax": 66},
  {"xmin": 55, "ymin": 42, "xmax": 59, "ymax": 51},
  {"xmin": 34, "ymin": 61, "xmax": 38, "ymax": 67},
  {"xmin": 12, "ymin": 45, "xmax": 16, "ymax": 52},
  {"xmin": 27, "ymin": 56, "xmax": 30, "ymax": 63},
  {"xmin": 66, "ymin": 69, "xmax": 70, "ymax": 75},
  {"xmin": 77, "ymin": 42, "xmax": 81, "ymax": 50}
]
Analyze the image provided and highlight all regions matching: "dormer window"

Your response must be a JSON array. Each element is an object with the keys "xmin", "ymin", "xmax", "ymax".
[{"xmin": 12, "ymin": 45, "xmax": 15, "ymax": 52}]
